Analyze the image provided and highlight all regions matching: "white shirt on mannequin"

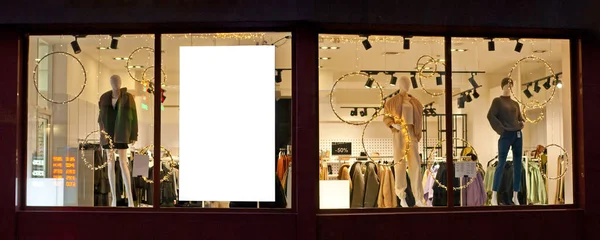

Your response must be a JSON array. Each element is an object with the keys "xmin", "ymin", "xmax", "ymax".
[{"xmin": 401, "ymin": 96, "xmax": 414, "ymax": 125}]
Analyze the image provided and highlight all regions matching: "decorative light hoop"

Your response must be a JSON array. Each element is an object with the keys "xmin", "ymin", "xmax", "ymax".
[
  {"xmin": 425, "ymin": 138, "xmax": 481, "ymax": 191},
  {"xmin": 507, "ymin": 56, "xmax": 557, "ymax": 107},
  {"xmin": 416, "ymin": 55, "xmax": 438, "ymax": 78},
  {"xmin": 417, "ymin": 58, "xmax": 445, "ymax": 97},
  {"xmin": 126, "ymin": 47, "xmax": 165, "ymax": 85},
  {"xmin": 522, "ymin": 100, "xmax": 545, "ymax": 124},
  {"xmin": 541, "ymin": 144, "xmax": 570, "ymax": 180},
  {"xmin": 138, "ymin": 144, "xmax": 176, "ymax": 183},
  {"xmin": 361, "ymin": 113, "xmax": 410, "ymax": 164},
  {"xmin": 33, "ymin": 51, "xmax": 87, "ymax": 104},
  {"xmin": 141, "ymin": 66, "xmax": 168, "ymax": 85},
  {"xmin": 329, "ymin": 72, "xmax": 384, "ymax": 126},
  {"xmin": 80, "ymin": 130, "xmax": 113, "ymax": 171}
]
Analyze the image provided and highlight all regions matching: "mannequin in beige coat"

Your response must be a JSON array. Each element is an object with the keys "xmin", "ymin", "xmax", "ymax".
[{"xmin": 383, "ymin": 76, "xmax": 425, "ymax": 207}]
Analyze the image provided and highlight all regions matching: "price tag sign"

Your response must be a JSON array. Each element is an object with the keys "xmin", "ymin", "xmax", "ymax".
[
  {"xmin": 331, "ymin": 142, "xmax": 352, "ymax": 156},
  {"xmin": 133, "ymin": 154, "xmax": 150, "ymax": 177},
  {"xmin": 455, "ymin": 161, "xmax": 477, "ymax": 178}
]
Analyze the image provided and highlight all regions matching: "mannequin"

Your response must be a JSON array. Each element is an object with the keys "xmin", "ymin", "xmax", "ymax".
[
  {"xmin": 98, "ymin": 75, "xmax": 138, "ymax": 207},
  {"xmin": 383, "ymin": 76, "xmax": 425, "ymax": 207},
  {"xmin": 486, "ymin": 78, "xmax": 524, "ymax": 205}
]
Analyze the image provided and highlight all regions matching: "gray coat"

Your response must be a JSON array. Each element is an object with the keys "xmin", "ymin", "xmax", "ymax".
[{"xmin": 98, "ymin": 88, "xmax": 138, "ymax": 145}]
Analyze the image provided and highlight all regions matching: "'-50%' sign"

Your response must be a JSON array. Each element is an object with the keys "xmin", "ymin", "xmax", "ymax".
[{"xmin": 331, "ymin": 142, "xmax": 352, "ymax": 156}]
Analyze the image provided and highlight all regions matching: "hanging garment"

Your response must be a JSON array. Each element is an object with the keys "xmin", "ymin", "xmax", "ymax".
[
  {"xmin": 349, "ymin": 162, "xmax": 366, "ymax": 208},
  {"xmin": 527, "ymin": 162, "xmax": 547, "ymax": 205},
  {"xmin": 286, "ymin": 164, "xmax": 292, "ymax": 208},
  {"xmin": 461, "ymin": 169, "xmax": 487, "ymax": 206},
  {"xmin": 277, "ymin": 155, "xmax": 291, "ymax": 182},
  {"xmin": 423, "ymin": 165, "xmax": 439, "ymax": 206},
  {"xmin": 363, "ymin": 162, "xmax": 380, "ymax": 208},
  {"xmin": 497, "ymin": 161, "xmax": 527, "ymax": 205},
  {"xmin": 432, "ymin": 163, "xmax": 461, "ymax": 206},
  {"xmin": 555, "ymin": 155, "xmax": 566, "ymax": 204},
  {"xmin": 484, "ymin": 163, "xmax": 496, "ymax": 205},
  {"xmin": 337, "ymin": 165, "xmax": 351, "ymax": 181},
  {"xmin": 377, "ymin": 166, "xmax": 397, "ymax": 208}
]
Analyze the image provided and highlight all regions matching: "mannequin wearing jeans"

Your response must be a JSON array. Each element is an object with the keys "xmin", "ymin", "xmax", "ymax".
[
  {"xmin": 487, "ymin": 78, "xmax": 524, "ymax": 205},
  {"xmin": 383, "ymin": 76, "xmax": 425, "ymax": 207}
]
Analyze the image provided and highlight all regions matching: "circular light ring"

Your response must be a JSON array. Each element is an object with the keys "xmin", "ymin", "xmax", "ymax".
[
  {"xmin": 418, "ymin": 58, "xmax": 445, "ymax": 97},
  {"xmin": 126, "ymin": 47, "xmax": 166, "ymax": 85},
  {"xmin": 541, "ymin": 144, "xmax": 570, "ymax": 180},
  {"xmin": 522, "ymin": 100, "xmax": 545, "ymax": 124},
  {"xmin": 361, "ymin": 114, "xmax": 410, "ymax": 164},
  {"xmin": 33, "ymin": 51, "xmax": 87, "ymax": 104},
  {"xmin": 425, "ymin": 138, "xmax": 481, "ymax": 191},
  {"xmin": 138, "ymin": 144, "xmax": 176, "ymax": 183},
  {"xmin": 141, "ymin": 66, "xmax": 168, "ymax": 86},
  {"xmin": 416, "ymin": 55, "xmax": 438, "ymax": 78},
  {"xmin": 507, "ymin": 56, "xmax": 557, "ymax": 107},
  {"xmin": 80, "ymin": 130, "xmax": 113, "ymax": 171},
  {"xmin": 329, "ymin": 72, "xmax": 384, "ymax": 126}
]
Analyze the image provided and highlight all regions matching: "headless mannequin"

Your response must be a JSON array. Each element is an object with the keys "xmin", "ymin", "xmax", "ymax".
[
  {"xmin": 384, "ymin": 76, "xmax": 425, "ymax": 207},
  {"xmin": 488, "ymin": 79, "xmax": 524, "ymax": 206},
  {"xmin": 103, "ymin": 76, "xmax": 135, "ymax": 207}
]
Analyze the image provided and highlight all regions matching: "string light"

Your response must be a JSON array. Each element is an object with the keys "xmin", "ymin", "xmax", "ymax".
[
  {"xmin": 507, "ymin": 56, "xmax": 557, "ymax": 108},
  {"xmin": 361, "ymin": 113, "xmax": 410, "ymax": 164},
  {"xmin": 138, "ymin": 144, "xmax": 177, "ymax": 183},
  {"xmin": 522, "ymin": 100, "xmax": 545, "ymax": 124},
  {"xmin": 426, "ymin": 138, "xmax": 481, "ymax": 191},
  {"xmin": 416, "ymin": 55, "xmax": 445, "ymax": 97},
  {"xmin": 329, "ymin": 72, "xmax": 384, "ymax": 126},
  {"xmin": 80, "ymin": 130, "xmax": 113, "ymax": 171},
  {"xmin": 540, "ymin": 144, "xmax": 570, "ymax": 180},
  {"xmin": 319, "ymin": 35, "xmax": 540, "ymax": 44},
  {"xmin": 33, "ymin": 51, "xmax": 87, "ymax": 104}
]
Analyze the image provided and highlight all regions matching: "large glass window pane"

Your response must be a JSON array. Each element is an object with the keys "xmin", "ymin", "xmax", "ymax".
[
  {"xmin": 318, "ymin": 34, "xmax": 446, "ymax": 209},
  {"xmin": 26, "ymin": 34, "xmax": 155, "ymax": 207},
  {"xmin": 451, "ymin": 37, "xmax": 573, "ymax": 206},
  {"xmin": 159, "ymin": 32, "xmax": 292, "ymax": 208}
]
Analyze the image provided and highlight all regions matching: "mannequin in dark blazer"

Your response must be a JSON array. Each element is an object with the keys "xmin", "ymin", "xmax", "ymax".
[{"xmin": 98, "ymin": 75, "xmax": 138, "ymax": 207}]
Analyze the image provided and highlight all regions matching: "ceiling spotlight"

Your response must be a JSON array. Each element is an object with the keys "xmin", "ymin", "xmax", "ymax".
[
  {"xmin": 556, "ymin": 79, "xmax": 563, "ymax": 89},
  {"xmin": 110, "ymin": 36, "xmax": 119, "ymax": 49},
  {"xmin": 275, "ymin": 69, "xmax": 283, "ymax": 83},
  {"xmin": 71, "ymin": 36, "xmax": 81, "ymax": 54},
  {"xmin": 465, "ymin": 92, "xmax": 473, "ymax": 102},
  {"xmin": 534, "ymin": 81, "xmax": 541, "ymax": 93},
  {"xmin": 362, "ymin": 36, "xmax": 372, "ymax": 50},
  {"xmin": 514, "ymin": 39, "xmax": 523, "ymax": 53},
  {"xmin": 360, "ymin": 108, "xmax": 368, "ymax": 117},
  {"xmin": 365, "ymin": 77, "xmax": 374, "ymax": 88},
  {"xmin": 488, "ymin": 38, "xmax": 495, "ymax": 51},
  {"xmin": 543, "ymin": 77, "xmax": 552, "ymax": 89},
  {"xmin": 320, "ymin": 57, "xmax": 331, "ymax": 60},
  {"xmin": 97, "ymin": 47, "xmax": 110, "ymax": 50},
  {"xmin": 523, "ymin": 84, "xmax": 533, "ymax": 98},
  {"xmin": 403, "ymin": 36, "xmax": 411, "ymax": 50},
  {"xmin": 458, "ymin": 95, "xmax": 465, "ymax": 109},
  {"xmin": 468, "ymin": 73, "xmax": 479, "ymax": 88},
  {"xmin": 436, "ymin": 75, "xmax": 443, "ymax": 86},
  {"xmin": 472, "ymin": 88, "xmax": 480, "ymax": 99},
  {"xmin": 350, "ymin": 108, "xmax": 358, "ymax": 116},
  {"xmin": 410, "ymin": 72, "xmax": 418, "ymax": 89},
  {"xmin": 390, "ymin": 74, "xmax": 398, "ymax": 86}
]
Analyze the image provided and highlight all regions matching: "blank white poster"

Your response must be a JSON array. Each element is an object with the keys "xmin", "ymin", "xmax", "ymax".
[{"xmin": 179, "ymin": 45, "xmax": 275, "ymax": 202}]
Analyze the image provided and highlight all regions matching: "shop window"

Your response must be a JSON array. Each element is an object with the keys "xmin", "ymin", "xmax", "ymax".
[
  {"xmin": 450, "ymin": 38, "xmax": 573, "ymax": 206},
  {"xmin": 157, "ymin": 33, "xmax": 293, "ymax": 208},
  {"xmin": 25, "ymin": 34, "xmax": 156, "ymax": 207},
  {"xmin": 318, "ymin": 34, "xmax": 447, "ymax": 209}
]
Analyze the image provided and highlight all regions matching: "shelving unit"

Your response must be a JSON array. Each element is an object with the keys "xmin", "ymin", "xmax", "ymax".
[{"xmin": 422, "ymin": 114, "xmax": 468, "ymax": 158}]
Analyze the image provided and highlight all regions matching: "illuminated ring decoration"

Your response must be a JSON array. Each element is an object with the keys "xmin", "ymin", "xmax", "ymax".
[
  {"xmin": 141, "ymin": 66, "xmax": 168, "ymax": 86},
  {"xmin": 522, "ymin": 100, "xmax": 545, "ymax": 124},
  {"xmin": 138, "ymin": 144, "xmax": 176, "ymax": 183},
  {"xmin": 415, "ymin": 55, "xmax": 438, "ymax": 79},
  {"xmin": 126, "ymin": 47, "xmax": 167, "ymax": 86},
  {"xmin": 425, "ymin": 138, "xmax": 481, "ymax": 190},
  {"xmin": 507, "ymin": 56, "xmax": 557, "ymax": 107},
  {"xmin": 361, "ymin": 114, "xmax": 410, "ymax": 164},
  {"xmin": 417, "ymin": 58, "xmax": 445, "ymax": 97},
  {"xmin": 541, "ymin": 144, "xmax": 570, "ymax": 180},
  {"xmin": 329, "ymin": 72, "xmax": 384, "ymax": 126},
  {"xmin": 33, "ymin": 51, "xmax": 87, "ymax": 104},
  {"xmin": 80, "ymin": 130, "xmax": 113, "ymax": 171}
]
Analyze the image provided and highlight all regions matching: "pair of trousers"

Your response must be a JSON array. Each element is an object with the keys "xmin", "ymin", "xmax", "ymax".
[
  {"xmin": 392, "ymin": 125, "xmax": 424, "ymax": 203},
  {"xmin": 492, "ymin": 130, "xmax": 523, "ymax": 192}
]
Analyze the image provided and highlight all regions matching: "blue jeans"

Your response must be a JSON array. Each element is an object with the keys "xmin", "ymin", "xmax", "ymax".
[{"xmin": 492, "ymin": 130, "xmax": 523, "ymax": 192}]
